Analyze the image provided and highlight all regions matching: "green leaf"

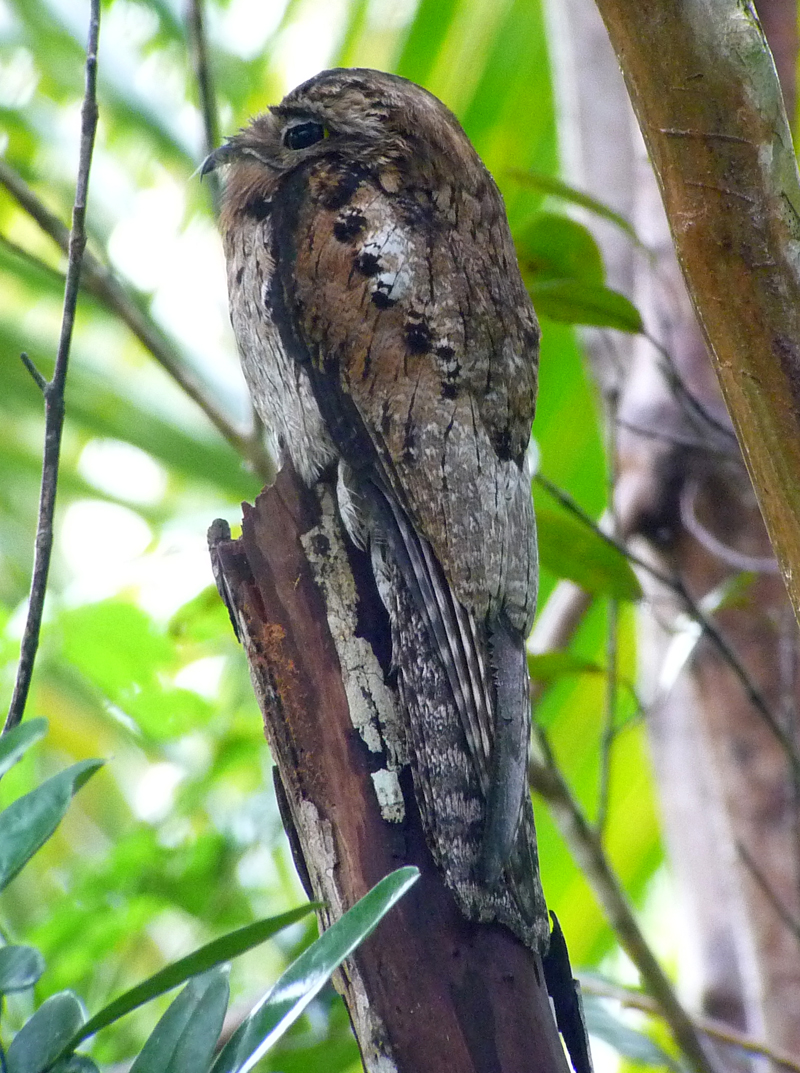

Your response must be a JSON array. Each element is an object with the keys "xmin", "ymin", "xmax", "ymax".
[
  {"xmin": 395, "ymin": 0, "xmax": 459, "ymax": 86},
  {"xmin": 582, "ymin": 993, "xmax": 678, "ymax": 1068},
  {"xmin": 537, "ymin": 508, "xmax": 642, "ymax": 601},
  {"xmin": 528, "ymin": 279, "xmax": 644, "ymax": 332},
  {"xmin": 57, "ymin": 600, "xmax": 214, "ymax": 740},
  {"xmin": 0, "ymin": 759, "xmax": 104, "ymax": 892},
  {"xmin": 517, "ymin": 213, "xmax": 604, "ymax": 285},
  {"xmin": 65, "ymin": 905, "xmax": 317, "ymax": 1052},
  {"xmin": 0, "ymin": 718, "xmax": 48, "ymax": 780},
  {"xmin": 212, "ymin": 866, "xmax": 420, "ymax": 1073},
  {"xmin": 509, "ymin": 170, "xmax": 640, "ymax": 241},
  {"xmin": 6, "ymin": 992, "xmax": 86, "ymax": 1073},
  {"xmin": 50, "ymin": 1058, "xmax": 100, "ymax": 1073},
  {"xmin": 0, "ymin": 945, "xmax": 46, "ymax": 993},
  {"xmin": 528, "ymin": 652, "xmax": 604, "ymax": 683},
  {"xmin": 130, "ymin": 969, "xmax": 230, "ymax": 1073}
]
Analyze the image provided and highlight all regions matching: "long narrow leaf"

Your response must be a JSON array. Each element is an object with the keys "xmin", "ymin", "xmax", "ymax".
[
  {"xmin": 6, "ymin": 992, "xmax": 86, "ymax": 1073},
  {"xmin": 0, "ymin": 718, "xmax": 48, "ymax": 780},
  {"xmin": 64, "ymin": 904, "xmax": 317, "ymax": 1053},
  {"xmin": 509, "ymin": 170, "xmax": 640, "ymax": 241},
  {"xmin": 129, "ymin": 970, "xmax": 230, "ymax": 1073},
  {"xmin": 0, "ymin": 759, "xmax": 104, "ymax": 892},
  {"xmin": 212, "ymin": 866, "xmax": 420, "ymax": 1073}
]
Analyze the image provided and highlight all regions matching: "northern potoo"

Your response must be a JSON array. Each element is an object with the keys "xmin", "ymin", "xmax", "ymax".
[{"xmin": 205, "ymin": 68, "xmax": 547, "ymax": 952}]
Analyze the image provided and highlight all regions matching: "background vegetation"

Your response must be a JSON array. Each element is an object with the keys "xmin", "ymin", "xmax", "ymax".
[{"xmin": 0, "ymin": 0, "xmax": 687, "ymax": 1068}]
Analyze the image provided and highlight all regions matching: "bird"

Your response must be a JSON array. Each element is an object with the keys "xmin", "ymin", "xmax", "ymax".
[{"xmin": 203, "ymin": 67, "xmax": 548, "ymax": 952}]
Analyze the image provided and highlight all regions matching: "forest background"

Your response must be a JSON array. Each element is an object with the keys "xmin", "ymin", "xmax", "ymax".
[{"xmin": 1, "ymin": 0, "xmax": 796, "ymax": 1070}]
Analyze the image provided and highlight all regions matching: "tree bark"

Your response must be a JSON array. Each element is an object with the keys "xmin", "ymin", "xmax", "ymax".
[
  {"xmin": 591, "ymin": 0, "xmax": 800, "ymax": 627},
  {"xmin": 208, "ymin": 465, "xmax": 570, "ymax": 1073},
  {"xmin": 548, "ymin": 0, "xmax": 800, "ymax": 1059}
]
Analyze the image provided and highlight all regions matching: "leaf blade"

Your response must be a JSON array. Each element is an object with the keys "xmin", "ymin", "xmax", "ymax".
[
  {"xmin": 0, "ymin": 759, "xmax": 105, "ymax": 893},
  {"xmin": 212, "ymin": 866, "xmax": 420, "ymax": 1073},
  {"xmin": 0, "ymin": 718, "xmax": 48, "ymax": 780},
  {"xmin": 537, "ymin": 508, "xmax": 643, "ymax": 601},
  {"xmin": 68, "ymin": 904, "xmax": 317, "ymax": 1050}
]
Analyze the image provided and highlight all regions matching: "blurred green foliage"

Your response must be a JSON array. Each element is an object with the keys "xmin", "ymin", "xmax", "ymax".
[{"xmin": 0, "ymin": 0, "xmax": 670, "ymax": 1068}]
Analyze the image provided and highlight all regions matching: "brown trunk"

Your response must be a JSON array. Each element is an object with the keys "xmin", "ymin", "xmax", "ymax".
[
  {"xmin": 549, "ymin": 0, "xmax": 800, "ymax": 1061},
  {"xmin": 208, "ymin": 466, "xmax": 570, "ymax": 1073}
]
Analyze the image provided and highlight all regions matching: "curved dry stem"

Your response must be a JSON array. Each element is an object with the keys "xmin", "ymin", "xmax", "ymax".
[{"xmin": 5, "ymin": 0, "xmax": 101, "ymax": 732}]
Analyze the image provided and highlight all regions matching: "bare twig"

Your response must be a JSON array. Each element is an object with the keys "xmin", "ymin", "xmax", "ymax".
[
  {"xmin": 0, "ymin": 158, "xmax": 273, "ymax": 483},
  {"xmin": 5, "ymin": 0, "xmax": 101, "ymax": 733},
  {"xmin": 186, "ymin": 0, "xmax": 221, "ymax": 210},
  {"xmin": 597, "ymin": 389, "xmax": 620, "ymax": 836},
  {"xmin": 737, "ymin": 840, "xmax": 800, "ymax": 943},
  {"xmin": 529, "ymin": 728, "xmax": 719, "ymax": 1073},
  {"xmin": 579, "ymin": 974, "xmax": 800, "ymax": 1072},
  {"xmin": 644, "ymin": 332, "xmax": 738, "ymax": 449},
  {"xmin": 535, "ymin": 472, "xmax": 800, "ymax": 776}
]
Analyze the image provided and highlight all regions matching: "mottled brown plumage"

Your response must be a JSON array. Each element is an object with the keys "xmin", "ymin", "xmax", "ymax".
[{"xmin": 206, "ymin": 67, "xmax": 546, "ymax": 949}]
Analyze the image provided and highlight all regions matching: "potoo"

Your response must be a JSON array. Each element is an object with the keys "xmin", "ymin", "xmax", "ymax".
[{"xmin": 205, "ymin": 68, "xmax": 546, "ymax": 951}]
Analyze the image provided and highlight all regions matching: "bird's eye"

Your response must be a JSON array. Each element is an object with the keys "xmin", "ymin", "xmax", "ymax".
[{"xmin": 283, "ymin": 122, "xmax": 326, "ymax": 150}]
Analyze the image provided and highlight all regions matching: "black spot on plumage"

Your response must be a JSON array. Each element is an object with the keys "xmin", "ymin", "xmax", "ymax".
[
  {"xmin": 441, "ymin": 381, "xmax": 458, "ymax": 400},
  {"xmin": 242, "ymin": 193, "xmax": 272, "ymax": 221},
  {"xmin": 436, "ymin": 344, "xmax": 456, "ymax": 362},
  {"xmin": 334, "ymin": 211, "xmax": 367, "ymax": 243},
  {"xmin": 318, "ymin": 165, "xmax": 365, "ymax": 210},
  {"xmin": 493, "ymin": 427, "xmax": 514, "ymax": 462},
  {"xmin": 380, "ymin": 400, "xmax": 392, "ymax": 436},
  {"xmin": 405, "ymin": 320, "xmax": 432, "ymax": 354},
  {"xmin": 355, "ymin": 250, "xmax": 381, "ymax": 277},
  {"xmin": 371, "ymin": 288, "xmax": 396, "ymax": 309}
]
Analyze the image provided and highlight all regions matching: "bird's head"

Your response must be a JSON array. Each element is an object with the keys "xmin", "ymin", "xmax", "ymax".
[{"xmin": 203, "ymin": 67, "xmax": 488, "ymax": 220}]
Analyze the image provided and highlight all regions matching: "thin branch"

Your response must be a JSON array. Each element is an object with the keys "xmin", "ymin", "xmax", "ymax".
[
  {"xmin": 597, "ymin": 388, "xmax": 620, "ymax": 836},
  {"xmin": 644, "ymin": 332, "xmax": 738, "ymax": 448},
  {"xmin": 186, "ymin": 0, "xmax": 221, "ymax": 210},
  {"xmin": 534, "ymin": 473, "xmax": 800, "ymax": 777},
  {"xmin": 5, "ymin": 0, "xmax": 101, "ymax": 733},
  {"xmin": 0, "ymin": 158, "xmax": 273, "ymax": 483},
  {"xmin": 579, "ymin": 975, "xmax": 800, "ymax": 1073},
  {"xmin": 737, "ymin": 840, "xmax": 800, "ymax": 943},
  {"xmin": 615, "ymin": 417, "xmax": 740, "ymax": 461},
  {"xmin": 529, "ymin": 728, "xmax": 719, "ymax": 1073}
]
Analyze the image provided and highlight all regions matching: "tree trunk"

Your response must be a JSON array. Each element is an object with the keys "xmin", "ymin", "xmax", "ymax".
[
  {"xmin": 548, "ymin": 0, "xmax": 800, "ymax": 1059},
  {"xmin": 208, "ymin": 465, "xmax": 570, "ymax": 1073}
]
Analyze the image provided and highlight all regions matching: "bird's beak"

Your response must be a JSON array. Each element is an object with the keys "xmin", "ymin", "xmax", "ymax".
[{"xmin": 200, "ymin": 143, "xmax": 236, "ymax": 178}]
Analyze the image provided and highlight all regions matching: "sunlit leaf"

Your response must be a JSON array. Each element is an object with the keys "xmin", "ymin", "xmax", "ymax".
[
  {"xmin": 528, "ymin": 651, "xmax": 604, "ymax": 683},
  {"xmin": 212, "ymin": 867, "xmax": 420, "ymax": 1073},
  {"xmin": 528, "ymin": 279, "xmax": 644, "ymax": 333},
  {"xmin": 6, "ymin": 992, "xmax": 86, "ymax": 1073},
  {"xmin": 517, "ymin": 213, "xmax": 604, "ymax": 285},
  {"xmin": 0, "ymin": 717, "xmax": 48, "ymax": 780},
  {"xmin": 0, "ymin": 759, "xmax": 104, "ymax": 892},
  {"xmin": 537, "ymin": 508, "xmax": 642, "ymax": 601},
  {"xmin": 0, "ymin": 945, "xmax": 46, "ymax": 993},
  {"xmin": 394, "ymin": 0, "xmax": 458, "ymax": 86},
  {"xmin": 509, "ymin": 170, "xmax": 640, "ymax": 241}
]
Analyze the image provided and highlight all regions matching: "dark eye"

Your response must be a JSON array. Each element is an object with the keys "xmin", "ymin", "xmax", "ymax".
[{"xmin": 283, "ymin": 122, "xmax": 326, "ymax": 150}]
